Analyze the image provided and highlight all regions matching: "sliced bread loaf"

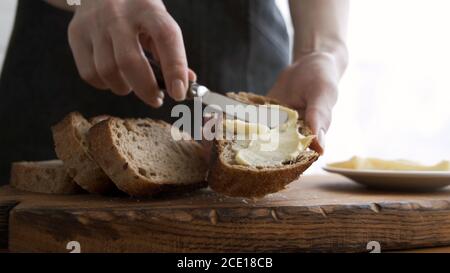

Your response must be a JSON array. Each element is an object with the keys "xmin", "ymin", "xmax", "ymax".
[
  {"xmin": 10, "ymin": 160, "xmax": 81, "ymax": 194},
  {"xmin": 207, "ymin": 92, "xmax": 320, "ymax": 198},
  {"xmin": 52, "ymin": 112, "xmax": 116, "ymax": 194},
  {"xmin": 88, "ymin": 118, "xmax": 208, "ymax": 196}
]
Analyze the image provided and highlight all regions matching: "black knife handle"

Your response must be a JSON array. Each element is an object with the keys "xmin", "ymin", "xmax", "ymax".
[
  {"xmin": 147, "ymin": 57, "xmax": 166, "ymax": 90},
  {"xmin": 147, "ymin": 56, "xmax": 197, "ymax": 99}
]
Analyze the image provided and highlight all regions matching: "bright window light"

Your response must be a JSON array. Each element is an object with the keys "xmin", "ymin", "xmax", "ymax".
[{"xmin": 277, "ymin": 0, "xmax": 450, "ymax": 172}]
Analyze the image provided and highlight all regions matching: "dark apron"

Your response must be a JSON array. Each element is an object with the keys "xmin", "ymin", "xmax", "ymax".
[{"xmin": 0, "ymin": 0, "xmax": 289, "ymax": 183}]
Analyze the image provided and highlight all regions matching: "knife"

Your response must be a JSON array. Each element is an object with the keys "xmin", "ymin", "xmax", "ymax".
[{"xmin": 149, "ymin": 59, "xmax": 288, "ymax": 129}]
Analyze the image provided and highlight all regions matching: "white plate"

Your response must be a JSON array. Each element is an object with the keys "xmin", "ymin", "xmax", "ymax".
[{"xmin": 323, "ymin": 166, "xmax": 450, "ymax": 191}]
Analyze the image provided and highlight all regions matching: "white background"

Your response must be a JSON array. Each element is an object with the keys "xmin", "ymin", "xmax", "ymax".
[
  {"xmin": 277, "ymin": 0, "xmax": 450, "ymax": 172},
  {"xmin": 0, "ymin": 0, "xmax": 16, "ymax": 69},
  {"xmin": 1, "ymin": 0, "xmax": 449, "ymax": 172}
]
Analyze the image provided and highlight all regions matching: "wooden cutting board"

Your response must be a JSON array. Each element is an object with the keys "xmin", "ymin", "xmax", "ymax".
[{"xmin": 1, "ymin": 174, "xmax": 450, "ymax": 253}]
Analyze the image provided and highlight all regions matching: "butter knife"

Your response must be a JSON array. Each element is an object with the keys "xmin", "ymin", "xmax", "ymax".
[{"xmin": 149, "ymin": 59, "xmax": 288, "ymax": 128}]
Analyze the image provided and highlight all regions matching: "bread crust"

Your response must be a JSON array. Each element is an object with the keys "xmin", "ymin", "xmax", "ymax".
[
  {"xmin": 207, "ymin": 92, "xmax": 320, "ymax": 198},
  {"xmin": 52, "ymin": 112, "xmax": 115, "ymax": 194},
  {"xmin": 88, "ymin": 118, "xmax": 207, "ymax": 197},
  {"xmin": 10, "ymin": 160, "xmax": 81, "ymax": 194}
]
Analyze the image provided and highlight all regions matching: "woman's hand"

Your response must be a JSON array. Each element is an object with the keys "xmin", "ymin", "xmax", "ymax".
[
  {"xmin": 267, "ymin": 52, "xmax": 341, "ymax": 154},
  {"xmin": 68, "ymin": 0, "xmax": 194, "ymax": 107}
]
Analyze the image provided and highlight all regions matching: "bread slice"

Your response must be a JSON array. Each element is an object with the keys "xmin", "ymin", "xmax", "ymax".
[
  {"xmin": 207, "ymin": 92, "xmax": 320, "ymax": 198},
  {"xmin": 10, "ymin": 160, "xmax": 81, "ymax": 194},
  {"xmin": 52, "ymin": 112, "xmax": 116, "ymax": 194},
  {"xmin": 88, "ymin": 118, "xmax": 208, "ymax": 196}
]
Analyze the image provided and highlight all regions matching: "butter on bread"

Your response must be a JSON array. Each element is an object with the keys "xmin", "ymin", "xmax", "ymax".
[
  {"xmin": 225, "ymin": 104, "xmax": 315, "ymax": 167},
  {"xmin": 208, "ymin": 92, "xmax": 319, "ymax": 198}
]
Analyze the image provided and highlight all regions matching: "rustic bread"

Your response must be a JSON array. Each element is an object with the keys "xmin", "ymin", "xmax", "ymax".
[
  {"xmin": 88, "ymin": 118, "xmax": 208, "ymax": 197},
  {"xmin": 10, "ymin": 160, "xmax": 81, "ymax": 194},
  {"xmin": 207, "ymin": 92, "xmax": 320, "ymax": 198},
  {"xmin": 52, "ymin": 112, "xmax": 116, "ymax": 194}
]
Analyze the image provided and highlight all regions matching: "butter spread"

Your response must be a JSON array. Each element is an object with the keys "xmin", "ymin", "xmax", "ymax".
[
  {"xmin": 224, "ymin": 105, "xmax": 314, "ymax": 167},
  {"xmin": 328, "ymin": 156, "xmax": 450, "ymax": 171}
]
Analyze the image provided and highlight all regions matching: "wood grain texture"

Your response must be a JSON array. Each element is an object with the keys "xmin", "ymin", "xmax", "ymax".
[
  {"xmin": 2, "ymin": 174, "xmax": 450, "ymax": 252},
  {"xmin": 0, "ymin": 200, "xmax": 18, "ymax": 249}
]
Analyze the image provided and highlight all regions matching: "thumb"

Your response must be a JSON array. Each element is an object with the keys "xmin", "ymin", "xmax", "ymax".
[
  {"xmin": 188, "ymin": 69, "xmax": 197, "ymax": 82},
  {"xmin": 303, "ymin": 79, "xmax": 338, "ymax": 155},
  {"xmin": 304, "ymin": 103, "xmax": 333, "ymax": 155}
]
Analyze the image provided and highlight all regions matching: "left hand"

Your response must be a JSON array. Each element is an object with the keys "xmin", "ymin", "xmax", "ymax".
[{"xmin": 267, "ymin": 52, "xmax": 340, "ymax": 155}]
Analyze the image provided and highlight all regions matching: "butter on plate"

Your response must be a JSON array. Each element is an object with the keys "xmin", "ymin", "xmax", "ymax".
[
  {"xmin": 328, "ymin": 156, "xmax": 450, "ymax": 171},
  {"xmin": 224, "ymin": 104, "xmax": 314, "ymax": 167}
]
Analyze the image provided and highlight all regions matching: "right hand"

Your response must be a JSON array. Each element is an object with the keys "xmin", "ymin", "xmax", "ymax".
[{"xmin": 68, "ymin": 0, "xmax": 195, "ymax": 107}]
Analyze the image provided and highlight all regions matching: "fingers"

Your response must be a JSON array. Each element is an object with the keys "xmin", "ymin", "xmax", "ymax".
[
  {"xmin": 304, "ymin": 82, "xmax": 337, "ymax": 155},
  {"xmin": 110, "ymin": 24, "xmax": 163, "ymax": 108},
  {"xmin": 92, "ymin": 35, "xmax": 131, "ymax": 96},
  {"xmin": 69, "ymin": 2, "xmax": 190, "ymax": 106},
  {"xmin": 68, "ymin": 22, "xmax": 108, "ymax": 90},
  {"xmin": 139, "ymin": 34, "xmax": 160, "ymax": 62},
  {"xmin": 305, "ymin": 105, "xmax": 331, "ymax": 155},
  {"xmin": 141, "ymin": 13, "xmax": 189, "ymax": 101},
  {"xmin": 268, "ymin": 83, "xmax": 329, "ymax": 155}
]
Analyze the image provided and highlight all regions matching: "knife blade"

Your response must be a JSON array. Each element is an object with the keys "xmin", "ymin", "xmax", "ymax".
[
  {"xmin": 189, "ymin": 83, "xmax": 289, "ymax": 129},
  {"xmin": 149, "ymin": 58, "xmax": 288, "ymax": 128}
]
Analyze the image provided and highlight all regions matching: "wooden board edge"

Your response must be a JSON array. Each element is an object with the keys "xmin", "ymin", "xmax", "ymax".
[
  {"xmin": 0, "ymin": 200, "xmax": 20, "ymax": 250},
  {"xmin": 9, "ymin": 202, "xmax": 450, "ymax": 253}
]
